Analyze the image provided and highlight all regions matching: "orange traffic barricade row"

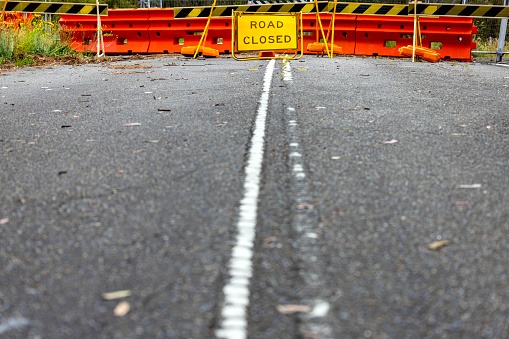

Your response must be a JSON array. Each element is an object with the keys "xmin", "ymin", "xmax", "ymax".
[{"xmin": 59, "ymin": 9, "xmax": 477, "ymax": 60}]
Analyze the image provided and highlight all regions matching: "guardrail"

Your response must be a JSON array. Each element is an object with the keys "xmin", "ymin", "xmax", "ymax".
[{"xmin": 60, "ymin": 8, "xmax": 477, "ymax": 61}]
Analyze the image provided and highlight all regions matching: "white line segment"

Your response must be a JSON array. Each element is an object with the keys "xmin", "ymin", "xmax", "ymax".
[{"xmin": 216, "ymin": 59, "xmax": 276, "ymax": 339}]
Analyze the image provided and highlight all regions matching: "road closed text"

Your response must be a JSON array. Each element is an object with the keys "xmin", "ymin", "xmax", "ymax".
[{"xmin": 237, "ymin": 14, "xmax": 298, "ymax": 52}]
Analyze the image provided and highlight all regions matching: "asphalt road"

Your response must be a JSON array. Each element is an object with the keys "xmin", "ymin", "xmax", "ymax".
[{"xmin": 0, "ymin": 55, "xmax": 508, "ymax": 339}]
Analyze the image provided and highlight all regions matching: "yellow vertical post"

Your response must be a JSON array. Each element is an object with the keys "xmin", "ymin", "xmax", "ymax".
[
  {"xmin": 193, "ymin": 0, "xmax": 217, "ymax": 58},
  {"xmin": 412, "ymin": 0, "xmax": 418, "ymax": 62},
  {"xmin": 1, "ymin": 0, "xmax": 10, "ymax": 22},
  {"xmin": 329, "ymin": 0, "xmax": 337, "ymax": 58},
  {"xmin": 96, "ymin": 0, "xmax": 104, "ymax": 57}
]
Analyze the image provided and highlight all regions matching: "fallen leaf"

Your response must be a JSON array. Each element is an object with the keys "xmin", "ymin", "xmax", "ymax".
[
  {"xmin": 297, "ymin": 68, "xmax": 307, "ymax": 71},
  {"xmin": 118, "ymin": 170, "xmax": 125, "ymax": 174},
  {"xmin": 114, "ymin": 301, "xmax": 130, "ymax": 317},
  {"xmin": 452, "ymin": 201, "xmax": 470, "ymax": 206},
  {"xmin": 263, "ymin": 237, "xmax": 277, "ymax": 248},
  {"xmin": 0, "ymin": 218, "xmax": 9, "ymax": 225},
  {"xmin": 298, "ymin": 204, "xmax": 314, "ymax": 210},
  {"xmin": 458, "ymin": 184, "xmax": 481, "ymax": 188},
  {"xmin": 249, "ymin": 69, "xmax": 258, "ymax": 71},
  {"xmin": 383, "ymin": 139, "xmax": 398, "ymax": 144},
  {"xmin": 301, "ymin": 331, "xmax": 320, "ymax": 339},
  {"xmin": 277, "ymin": 304, "xmax": 312, "ymax": 314},
  {"xmin": 133, "ymin": 149, "xmax": 144, "ymax": 154},
  {"xmin": 102, "ymin": 290, "xmax": 131, "ymax": 300},
  {"xmin": 428, "ymin": 240, "xmax": 451, "ymax": 251},
  {"xmin": 123, "ymin": 123, "xmax": 141, "ymax": 127}
]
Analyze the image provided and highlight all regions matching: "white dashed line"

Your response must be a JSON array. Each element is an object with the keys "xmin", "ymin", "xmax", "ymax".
[
  {"xmin": 283, "ymin": 60, "xmax": 293, "ymax": 81},
  {"xmin": 216, "ymin": 59, "xmax": 276, "ymax": 339},
  {"xmin": 286, "ymin": 103, "xmax": 333, "ymax": 338}
]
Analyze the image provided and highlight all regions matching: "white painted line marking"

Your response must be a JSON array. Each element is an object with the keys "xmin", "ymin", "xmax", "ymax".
[
  {"xmin": 283, "ymin": 60, "xmax": 293, "ymax": 81},
  {"xmin": 495, "ymin": 63, "xmax": 509, "ymax": 68},
  {"xmin": 216, "ymin": 59, "xmax": 276, "ymax": 339},
  {"xmin": 286, "ymin": 105, "xmax": 333, "ymax": 338}
]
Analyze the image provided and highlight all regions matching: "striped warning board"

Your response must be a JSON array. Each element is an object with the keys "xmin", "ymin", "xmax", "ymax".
[
  {"xmin": 409, "ymin": 3, "xmax": 509, "ymax": 19},
  {"xmin": 174, "ymin": 1, "xmax": 331, "ymax": 18},
  {"xmin": 333, "ymin": 3, "xmax": 407, "ymax": 16},
  {"xmin": 0, "ymin": 1, "xmax": 108, "ymax": 16},
  {"xmin": 174, "ymin": 1, "xmax": 509, "ymax": 19}
]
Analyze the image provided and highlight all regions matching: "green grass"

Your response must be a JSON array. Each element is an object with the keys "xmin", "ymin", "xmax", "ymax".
[
  {"xmin": 474, "ymin": 37, "xmax": 509, "ymax": 58},
  {"xmin": 1, "ymin": 15, "xmax": 75, "ymax": 65}
]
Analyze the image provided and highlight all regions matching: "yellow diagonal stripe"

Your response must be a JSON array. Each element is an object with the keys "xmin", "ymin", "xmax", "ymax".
[
  {"xmin": 423, "ymin": 6, "xmax": 438, "ymax": 15},
  {"xmin": 386, "ymin": 5, "xmax": 406, "ymax": 16},
  {"xmin": 444, "ymin": 5, "xmax": 465, "ymax": 16},
  {"xmin": 363, "ymin": 4, "xmax": 383, "ymax": 15}
]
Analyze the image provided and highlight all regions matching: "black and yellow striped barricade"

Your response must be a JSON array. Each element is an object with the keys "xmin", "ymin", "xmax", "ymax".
[
  {"xmin": 0, "ymin": 0, "xmax": 107, "ymax": 16},
  {"xmin": 409, "ymin": 2, "xmax": 509, "ymax": 19}
]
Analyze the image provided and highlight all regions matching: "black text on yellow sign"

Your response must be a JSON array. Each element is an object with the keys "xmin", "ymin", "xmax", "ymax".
[{"xmin": 237, "ymin": 14, "xmax": 298, "ymax": 52}]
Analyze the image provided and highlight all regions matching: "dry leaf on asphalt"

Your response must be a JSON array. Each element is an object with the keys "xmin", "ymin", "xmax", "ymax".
[
  {"xmin": 263, "ymin": 237, "xmax": 277, "ymax": 248},
  {"xmin": 0, "ymin": 218, "xmax": 9, "ymax": 225},
  {"xmin": 383, "ymin": 139, "xmax": 398, "ymax": 144},
  {"xmin": 114, "ymin": 301, "xmax": 130, "ymax": 317},
  {"xmin": 452, "ymin": 201, "xmax": 471, "ymax": 206},
  {"xmin": 101, "ymin": 290, "xmax": 132, "ymax": 300},
  {"xmin": 276, "ymin": 304, "xmax": 312, "ymax": 314},
  {"xmin": 428, "ymin": 240, "xmax": 451, "ymax": 251}
]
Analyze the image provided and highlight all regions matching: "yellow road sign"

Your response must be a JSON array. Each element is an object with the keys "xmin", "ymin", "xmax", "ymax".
[
  {"xmin": 237, "ymin": 13, "xmax": 298, "ymax": 51},
  {"xmin": 0, "ymin": 0, "xmax": 108, "ymax": 16}
]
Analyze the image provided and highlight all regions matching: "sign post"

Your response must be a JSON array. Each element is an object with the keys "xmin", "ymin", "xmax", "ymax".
[{"xmin": 232, "ymin": 11, "xmax": 303, "ymax": 60}]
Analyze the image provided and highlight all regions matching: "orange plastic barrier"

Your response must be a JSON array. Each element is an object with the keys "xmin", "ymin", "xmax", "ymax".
[
  {"xmin": 2, "ymin": 13, "xmax": 33, "ymax": 28},
  {"xmin": 399, "ymin": 45, "xmax": 441, "ymax": 62},
  {"xmin": 307, "ymin": 42, "xmax": 343, "ymax": 55},
  {"xmin": 147, "ymin": 8, "xmax": 231, "ymax": 54},
  {"xmin": 60, "ymin": 9, "xmax": 150, "ymax": 54},
  {"xmin": 300, "ymin": 14, "xmax": 356, "ymax": 55},
  {"xmin": 355, "ymin": 16, "xmax": 476, "ymax": 61}
]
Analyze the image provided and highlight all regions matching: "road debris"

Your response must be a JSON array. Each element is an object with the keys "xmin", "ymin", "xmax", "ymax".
[
  {"xmin": 383, "ymin": 139, "xmax": 398, "ymax": 144},
  {"xmin": 428, "ymin": 240, "xmax": 451, "ymax": 251},
  {"xmin": 123, "ymin": 123, "xmax": 141, "ymax": 127},
  {"xmin": 263, "ymin": 237, "xmax": 277, "ymax": 248},
  {"xmin": 114, "ymin": 301, "xmax": 130, "ymax": 317},
  {"xmin": 277, "ymin": 304, "xmax": 312, "ymax": 314},
  {"xmin": 458, "ymin": 184, "xmax": 481, "ymax": 189},
  {"xmin": 101, "ymin": 290, "xmax": 132, "ymax": 301},
  {"xmin": 0, "ymin": 218, "xmax": 9, "ymax": 225}
]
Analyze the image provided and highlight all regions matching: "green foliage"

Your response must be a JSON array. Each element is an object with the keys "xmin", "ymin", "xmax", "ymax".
[{"xmin": 0, "ymin": 15, "xmax": 74, "ymax": 65}]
